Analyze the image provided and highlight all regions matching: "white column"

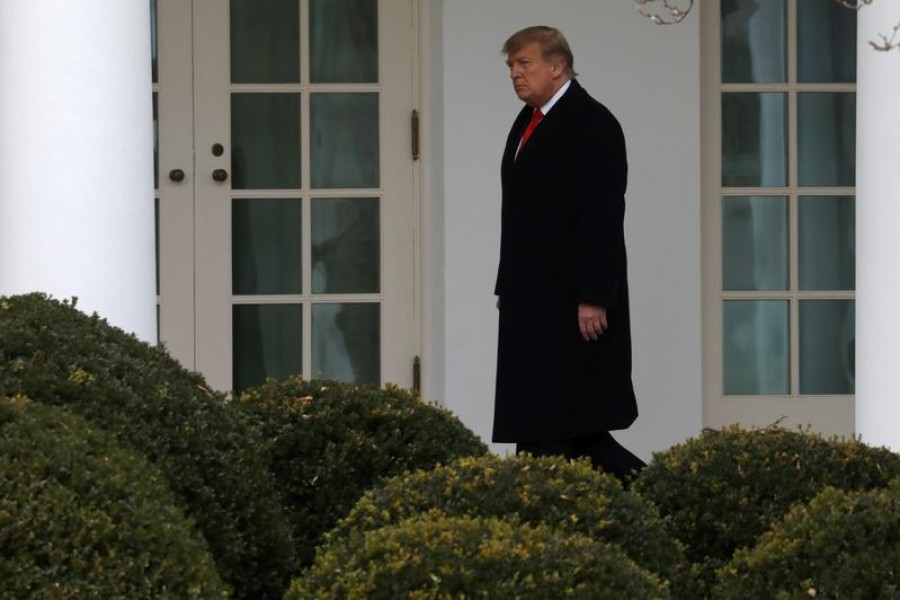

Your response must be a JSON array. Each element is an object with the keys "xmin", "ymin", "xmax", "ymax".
[
  {"xmin": 0, "ymin": 1, "xmax": 156, "ymax": 343},
  {"xmin": 855, "ymin": 6, "xmax": 900, "ymax": 450}
]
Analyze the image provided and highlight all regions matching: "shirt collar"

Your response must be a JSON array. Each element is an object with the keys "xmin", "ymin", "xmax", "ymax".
[{"xmin": 540, "ymin": 79, "xmax": 571, "ymax": 115}]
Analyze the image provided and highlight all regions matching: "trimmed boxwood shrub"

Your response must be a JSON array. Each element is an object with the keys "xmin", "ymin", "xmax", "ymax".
[
  {"xmin": 0, "ymin": 395, "xmax": 230, "ymax": 599},
  {"xmin": 234, "ymin": 376, "xmax": 488, "ymax": 566},
  {"xmin": 0, "ymin": 294, "xmax": 293, "ymax": 600},
  {"xmin": 289, "ymin": 511, "xmax": 669, "ymax": 599},
  {"xmin": 326, "ymin": 453, "xmax": 687, "ymax": 592},
  {"xmin": 713, "ymin": 483, "xmax": 900, "ymax": 599},
  {"xmin": 631, "ymin": 426, "xmax": 900, "ymax": 592}
]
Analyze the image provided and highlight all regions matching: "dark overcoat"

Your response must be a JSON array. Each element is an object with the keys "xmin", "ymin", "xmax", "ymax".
[{"xmin": 492, "ymin": 79, "xmax": 637, "ymax": 443}]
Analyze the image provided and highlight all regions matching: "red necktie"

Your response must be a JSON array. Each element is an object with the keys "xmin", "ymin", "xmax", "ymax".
[{"xmin": 519, "ymin": 109, "xmax": 544, "ymax": 149}]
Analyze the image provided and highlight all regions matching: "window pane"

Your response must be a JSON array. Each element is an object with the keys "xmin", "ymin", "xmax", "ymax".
[
  {"xmin": 722, "ymin": 93, "xmax": 787, "ymax": 187},
  {"xmin": 233, "ymin": 199, "xmax": 302, "ymax": 295},
  {"xmin": 798, "ymin": 93, "xmax": 856, "ymax": 187},
  {"xmin": 230, "ymin": 0, "xmax": 300, "ymax": 84},
  {"xmin": 724, "ymin": 300, "xmax": 789, "ymax": 395},
  {"xmin": 150, "ymin": 0, "xmax": 158, "ymax": 83},
  {"xmin": 232, "ymin": 94, "xmax": 301, "ymax": 189},
  {"xmin": 800, "ymin": 300, "xmax": 855, "ymax": 394},
  {"xmin": 310, "ymin": 0, "xmax": 378, "ymax": 83},
  {"xmin": 153, "ymin": 92, "xmax": 159, "ymax": 189},
  {"xmin": 722, "ymin": 196, "xmax": 788, "ymax": 291},
  {"xmin": 799, "ymin": 196, "xmax": 855, "ymax": 291},
  {"xmin": 312, "ymin": 198, "xmax": 380, "ymax": 294},
  {"xmin": 312, "ymin": 303, "xmax": 380, "ymax": 385},
  {"xmin": 721, "ymin": 0, "xmax": 786, "ymax": 83},
  {"xmin": 155, "ymin": 198, "xmax": 159, "ymax": 296},
  {"xmin": 798, "ymin": 0, "xmax": 857, "ymax": 83},
  {"xmin": 233, "ymin": 304, "xmax": 303, "ymax": 393},
  {"xmin": 311, "ymin": 93, "xmax": 379, "ymax": 189}
]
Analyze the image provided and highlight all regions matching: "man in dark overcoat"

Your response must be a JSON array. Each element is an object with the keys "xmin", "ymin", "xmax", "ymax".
[{"xmin": 493, "ymin": 26, "xmax": 644, "ymax": 480}]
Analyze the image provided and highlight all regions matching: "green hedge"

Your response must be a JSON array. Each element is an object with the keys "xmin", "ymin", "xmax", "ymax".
[
  {"xmin": 326, "ymin": 453, "xmax": 687, "ymax": 592},
  {"xmin": 713, "ymin": 483, "xmax": 900, "ymax": 599},
  {"xmin": 290, "ymin": 512, "xmax": 669, "ymax": 599},
  {"xmin": 235, "ymin": 376, "xmax": 488, "ymax": 566},
  {"xmin": 0, "ymin": 396, "xmax": 229, "ymax": 599},
  {"xmin": 0, "ymin": 294, "xmax": 293, "ymax": 600},
  {"xmin": 631, "ymin": 426, "xmax": 900, "ymax": 592}
]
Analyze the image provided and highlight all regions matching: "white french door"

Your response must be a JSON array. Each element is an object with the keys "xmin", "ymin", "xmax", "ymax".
[
  {"xmin": 156, "ymin": 0, "xmax": 418, "ymax": 392},
  {"xmin": 701, "ymin": 0, "xmax": 856, "ymax": 435}
]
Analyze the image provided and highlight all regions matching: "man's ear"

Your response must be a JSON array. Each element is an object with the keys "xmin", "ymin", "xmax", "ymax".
[{"xmin": 550, "ymin": 60, "xmax": 565, "ymax": 77}]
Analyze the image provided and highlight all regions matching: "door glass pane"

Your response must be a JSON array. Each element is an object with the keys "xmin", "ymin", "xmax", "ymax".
[
  {"xmin": 232, "ymin": 94, "xmax": 301, "ymax": 189},
  {"xmin": 155, "ymin": 198, "xmax": 159, "ymax": 295},
  {"xmin": 312, "ymin": 303, "xmax": 380, "ymax": 385},
  {"xmin": 311, "ymin": 93, "xmax": 379, "ymax": 189},
  {"xmin": 153, "ymin": 92, "xmax": 159, "ymax": 294},
  {"xmin": 723, "ymin": 300, "xmax": 789, "ymax": 395},
  {"xmin": 798, "ymin": 1, "xmax": 856, "ymax": 83},
  {"xmin": 798, "ymin": 93, "xmax": 856, "ymax": 187},
  {"xmin": 799, "ymin": 196, "xmax": 855, "ymax": 291},
  {"xmin": 310, "ymin": 0, "xmax": 378, "ymax": 83},
  {"xmin": 230, "ymin": 0, "xmax": 300, "ymax": 84},
  {"xmin": 722, "ymin": 196, "xmax": 788, "ymax": 291},
  {"xmin": 233, "ymin": 304, "xmax": 302, "ymax": 392},
  {"xmin": 721, "ymin": 0, "xmax": 786, "ymax": 83},
  {"xmin": 312, "ymin": 198, "xmax": 380, "ymax": 294},
  {"xmin": 233, "ymin": 199, "xmax": 302, "ymax": 294},
  {"xmin": 800, "ymin": 300, "xmax": 855, "ymax": 394},
  {"xmin": 150, "ymin": 0, "xmax": 158, "ymax": 83},
  {"xmin": 722, "ymin": 93, "xmax": 787, "ymax": 187},
  {"xmin": 153, "ymin": 93, "xmax": 159, "ymax": 189}
]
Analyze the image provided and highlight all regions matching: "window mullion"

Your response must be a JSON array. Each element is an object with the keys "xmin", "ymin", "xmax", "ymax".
[{"xmin": 787, "ymin": 0, "xmax": 800, "ymax": 397}]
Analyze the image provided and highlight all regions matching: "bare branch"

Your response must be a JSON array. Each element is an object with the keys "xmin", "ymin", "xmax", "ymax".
[
  {"xmin": 869, "ymin": 21, "xmax": 900, "ymax": 51},
  {"xmin": 837, "ymin": 0, "xmax": 900, "ymax": 52},
  {"xmin": 836, "ymin": 0, "xmax": 874, "ymax": 8},
  {"xmin": 634, "ymin": 0, "xmax": 694, "ymax": 25}
]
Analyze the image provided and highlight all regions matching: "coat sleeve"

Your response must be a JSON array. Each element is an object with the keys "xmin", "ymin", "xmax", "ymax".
[{"xmin": 572, "ymin": 106, "xmax": 628, "ymax": 309}]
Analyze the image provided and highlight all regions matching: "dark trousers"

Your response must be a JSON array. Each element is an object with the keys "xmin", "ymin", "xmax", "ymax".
[{"xmin": 517, "ymin": 431, "xmax": 646, "ymax": 483}]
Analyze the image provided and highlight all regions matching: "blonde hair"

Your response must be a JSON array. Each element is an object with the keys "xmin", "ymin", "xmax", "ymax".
[{"xmin": 502, "ymin": 26, "xmax": 578, "ymax": 78}]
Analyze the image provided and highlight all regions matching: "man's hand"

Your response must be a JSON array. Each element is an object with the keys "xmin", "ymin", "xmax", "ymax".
[{"xmin": 578, "ymin": 304, "xmax": 607, "ymax": 341}]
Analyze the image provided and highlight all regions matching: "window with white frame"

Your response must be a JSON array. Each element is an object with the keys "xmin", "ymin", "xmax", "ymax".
[{"xmin": 703, "ymin": 0, "xmax": 857, "ymax": 432}]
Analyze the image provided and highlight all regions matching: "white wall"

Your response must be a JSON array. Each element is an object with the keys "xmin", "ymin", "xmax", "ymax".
[{"xmin": 432, "ymin": 0, "xmax": 702, "ymax": 459}]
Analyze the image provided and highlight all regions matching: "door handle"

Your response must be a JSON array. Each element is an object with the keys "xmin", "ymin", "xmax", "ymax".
[{"xmin": 212, "ymin": 169, "xmax": 229, "ymax": 183}]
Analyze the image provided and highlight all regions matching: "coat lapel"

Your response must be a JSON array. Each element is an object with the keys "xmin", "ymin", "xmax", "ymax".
[{"xmin": 502, "ymin": 105, "xmax": 533, "ymax": 174}]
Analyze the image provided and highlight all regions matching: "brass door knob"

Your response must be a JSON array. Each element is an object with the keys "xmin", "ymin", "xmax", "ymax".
[
  {"xmin": 168, "ymin": 168, "xmax": 185, "ymax": 182},
  {"xmin": 212, "ymin": 169, "xmax": 229, "ymax": 182}
]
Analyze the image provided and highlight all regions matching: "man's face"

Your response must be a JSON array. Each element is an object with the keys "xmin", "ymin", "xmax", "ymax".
[{"xmin": 506, "ymin": 42, "xmax": 562, "ymax": 108}]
